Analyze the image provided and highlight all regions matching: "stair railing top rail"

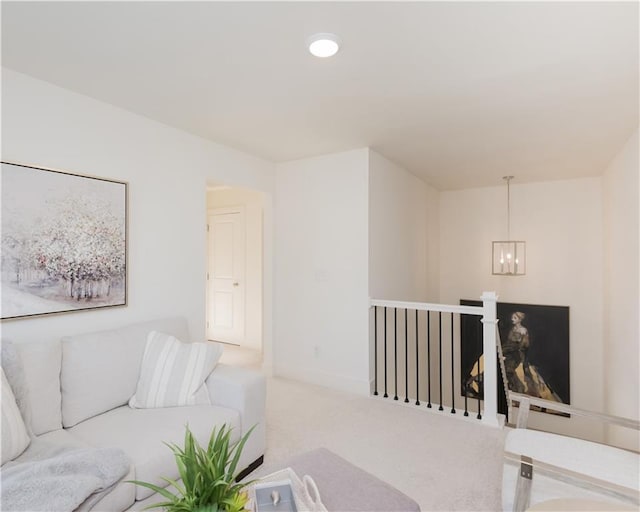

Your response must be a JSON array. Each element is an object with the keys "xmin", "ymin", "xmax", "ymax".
[
  {"xmin": 506, "ymin": 391, "xmax": 640, "ymax": 511},
  {"xmin": 370, "ymin": 298, "xmax": 484, "ymax": 316},
  {"xmin": 509, "ymin": 392, "xmax": 640, "ymax": 431}
]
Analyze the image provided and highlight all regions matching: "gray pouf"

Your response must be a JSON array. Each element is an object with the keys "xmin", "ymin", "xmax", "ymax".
[{"xmin": 255, "ymin": 448, "xmax": 421, "ymax": 512}]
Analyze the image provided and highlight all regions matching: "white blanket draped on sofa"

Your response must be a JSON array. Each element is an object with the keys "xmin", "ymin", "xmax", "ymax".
[{"xmin": 1, "ymin": 439, "xmax": 130, "ymax": 512}]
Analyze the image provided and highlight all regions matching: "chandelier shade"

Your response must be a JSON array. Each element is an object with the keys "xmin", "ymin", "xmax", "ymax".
[
  {"xmin": 492, "ymin": 241, "xmax": 526, "ymax": 275},
  {"xmin": 492, "ymin": 177, "xmax": 526, "ymax": 276}
]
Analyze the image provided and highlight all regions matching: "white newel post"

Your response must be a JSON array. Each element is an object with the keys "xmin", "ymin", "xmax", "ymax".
[{"xmin": 481, "ymin": 291, "xmax": 501, "ymax": 427}]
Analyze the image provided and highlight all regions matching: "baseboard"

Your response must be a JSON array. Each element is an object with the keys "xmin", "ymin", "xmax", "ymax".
[{"xmin": 273, "ymin": 365, "xmax": 370, "ymax": 396}]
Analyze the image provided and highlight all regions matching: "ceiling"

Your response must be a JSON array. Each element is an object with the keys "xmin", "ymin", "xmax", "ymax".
[{"xmin": 2, "ymin": 1, "xmax": 638, "ymax": 190}]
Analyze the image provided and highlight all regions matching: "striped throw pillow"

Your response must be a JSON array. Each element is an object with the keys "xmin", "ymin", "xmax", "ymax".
[
  {"xmin": 1, "ymin": 367, "xmax": 31, "ymax": 465},
  {"xmin": 129, "ymin": 331, "xmax": 223, "ymax": 409}
]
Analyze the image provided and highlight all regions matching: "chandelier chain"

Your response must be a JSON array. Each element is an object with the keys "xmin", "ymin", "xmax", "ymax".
[{"xmin": 504, "ymin": 175, "xmax": 513, "ymax": 240}]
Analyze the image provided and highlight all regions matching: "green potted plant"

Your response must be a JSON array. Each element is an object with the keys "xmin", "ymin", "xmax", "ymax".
[{"xmin": 131, "ymin": 424, "xmax": 255, "ymax": 512}]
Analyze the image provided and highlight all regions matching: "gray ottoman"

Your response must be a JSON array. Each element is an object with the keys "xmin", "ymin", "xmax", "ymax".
[{"xmin": 259, "ymin": 448, "xmax": 420, "ymax": 512}]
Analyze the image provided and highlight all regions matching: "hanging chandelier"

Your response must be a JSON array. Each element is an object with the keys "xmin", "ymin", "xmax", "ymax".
[{"xmin": 492, "ymin": 176, "xmax": 526, "ymax": 276}]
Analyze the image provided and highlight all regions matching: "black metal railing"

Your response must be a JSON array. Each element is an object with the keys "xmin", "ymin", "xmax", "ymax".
[{"xmin": 370, "ymin": 298, "xmax": 498, "ymax": 423}]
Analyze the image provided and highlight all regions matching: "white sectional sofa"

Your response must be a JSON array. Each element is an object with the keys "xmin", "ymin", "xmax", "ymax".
[{"xmin": 4, "ymin": 317, "xmax": 266, "ymax": 511}]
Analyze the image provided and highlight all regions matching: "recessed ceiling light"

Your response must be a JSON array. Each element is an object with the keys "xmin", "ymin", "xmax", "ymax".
[{"xmin": 307, "ymin": 33, "xmax": 340, "ymax": 58}]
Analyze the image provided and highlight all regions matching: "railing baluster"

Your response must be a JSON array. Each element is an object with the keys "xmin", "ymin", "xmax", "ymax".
[
  {"xmin": 464, "ymin": 389, "xmax": 469, "ymax": 416},
  {"xmin": 404, "ymin": 308, "xmax": 409, "ymax": 403},
  {"xmin": 384, "ymin": 306, "xmax": 388, "ymax": 398},
  {"xmin": 464, "ymin": 314, "xmax": 469, "ymax": 416},
  {"xmin": 427, "ymin": 311, "xmax": 432, "ymax": 408},
  {"xmin": 394, "ymin": 308, "xmax": 398, "ymax": 400},
  {"xmin": 438, "ymin": 312, "xmax": 443, "ymax": 411},
  {"xmin": 477, "ymin": 317, "xmax": 482, "ymax": 420},
  {"xmin": 415, "ymin": 309, "xmax": 420, "ymax": 406},
  {"xmin": 450, "ymin": 313, "xmax": 456, "ymax": 414},
  {"xmin": 374, "ymin": 306, "xmax": 378, "ymax": 396}
]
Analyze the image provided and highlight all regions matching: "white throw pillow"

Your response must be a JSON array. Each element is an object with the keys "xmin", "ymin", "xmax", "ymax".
[
  {"xmin": 129, "ymin": 331, "xmax": 223, "ymax": 409},
  {"xmin": 1, "ymin": 367, "xmax": 31, "ymax": 465}
]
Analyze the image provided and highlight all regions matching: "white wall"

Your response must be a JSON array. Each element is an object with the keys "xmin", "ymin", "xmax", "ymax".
[
  {"xmin": 206, "ymin": 187, "xmax": 264, "ymax": 351},
  {"xmin": 426, "ymin": 186, "xmax": 440, "ymax": 302},
  {"xmin": 368, "ymin": 150, "xmax": 439, "ymax": 302},
  {"xmin": 274, "ymin": 149, "xmax": 370, "ymax": 394},
  {"xmin": 368, "ymin": 150, "xmax": 439, "ymax": 398},
  {"xmin": 440, "ymin": 178, "xmax": 605, "ymax": 442},
  {"xmin": 1, "ymin": 69, "xmax": 275, "ymax": 351},
  {"xmin": 602, "ymin": 128, "xmax": 639, "ymax": 450}
]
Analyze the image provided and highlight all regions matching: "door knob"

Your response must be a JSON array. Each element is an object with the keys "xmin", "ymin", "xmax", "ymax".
[{"xmin": 233, "ymin": 282, "xmax": 239, "ymax": 287}]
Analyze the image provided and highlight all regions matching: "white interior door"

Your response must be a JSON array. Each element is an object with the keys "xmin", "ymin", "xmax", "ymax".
[{"xmin": 207, "ymin": 208, "xmax": 245, "ymax": 344}]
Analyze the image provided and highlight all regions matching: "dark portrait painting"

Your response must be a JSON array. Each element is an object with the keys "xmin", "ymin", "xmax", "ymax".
[{"xmin": 460, "ymin": 300, "xmax": 570, "ymax": 417}]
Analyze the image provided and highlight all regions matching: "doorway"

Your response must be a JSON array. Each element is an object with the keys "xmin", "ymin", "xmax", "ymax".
[
  {"xmin": 206, "ymin": 186, "xmax": 263, "ymax": 354},
  {"xmin": 207, "ymin": 207, "xmax": 245, "ymax": 344}
]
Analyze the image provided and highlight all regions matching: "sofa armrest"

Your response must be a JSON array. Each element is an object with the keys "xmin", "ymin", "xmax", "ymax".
[{"xmin": 206, "ymin": 364, "xmax": 266, "ymax": 435}]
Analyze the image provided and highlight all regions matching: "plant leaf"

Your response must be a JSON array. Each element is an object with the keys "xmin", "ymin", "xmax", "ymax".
[{"xmin": 129, "ymin": 422, "xmax": 255, "ymax": 512}]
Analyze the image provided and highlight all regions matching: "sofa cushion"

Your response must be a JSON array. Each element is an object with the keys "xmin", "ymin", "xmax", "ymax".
[
  {"xmin": 67, "ymin": 404, "xmax": 241, "ymax": 501},
  {"xmin": 28, "ymin": 428, "xmax": 90, "ymax": 452},
  {"xmin": 61, "ymin": 317, "xmax": 189, "ymax": 428},
  {"xmin": 1, "ymin": 341, "xmax": 33, "ymax": 436},
  {"xmin": 1, "ymin": 368, "xmax": 31, "ymax": 465},
  {"xmin": 14, "ymin": 340, "xmax": 62, "ymax": 435},
  {"xmin": 129, "ymin": 331, "xmax": 223, "ymax": 409},
  {"xmin": 7, "ymin": 430, "xmax": 89, "ymax": 467}
]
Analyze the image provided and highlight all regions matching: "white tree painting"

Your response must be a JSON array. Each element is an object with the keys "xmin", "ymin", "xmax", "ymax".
[{"xmin": 1, "ymin": 162, "xmax": 127, "ymax": 319}]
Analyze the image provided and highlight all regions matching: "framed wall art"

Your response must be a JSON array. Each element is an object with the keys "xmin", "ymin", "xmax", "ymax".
[
  {"xmin": 1, "ymin": 162, "xmax": 127, "ymax": 320},
  {"xmin": 460, "ymin": 299, "xmax": 570, "ymax": 417}
]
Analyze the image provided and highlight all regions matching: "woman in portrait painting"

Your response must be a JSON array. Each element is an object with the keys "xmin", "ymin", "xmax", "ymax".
[
  {"xmin": 502, "ymin": 311, "xmax": 562, "ymax": 402},
  {"xmin": 462, "ymin": 312, "xmax": 532, "ymax": 398},
  {"xmin": 502, "ymin": 311, "xmax": 529, "ymax": 393}
]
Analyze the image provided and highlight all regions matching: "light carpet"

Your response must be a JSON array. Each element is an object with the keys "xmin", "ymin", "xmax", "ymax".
[{"xmin": 260, "ymin": 376, "xmax": 506, "ymax": 511}]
